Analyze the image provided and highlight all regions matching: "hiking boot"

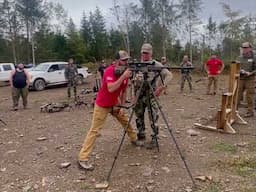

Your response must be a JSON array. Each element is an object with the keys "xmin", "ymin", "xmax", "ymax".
[
  {"xmin": 78, "ymin": 160, "xmax": 94, "ymax": 171},
  {"xmin": 145, "ymin": 140, "xmax": 157, "ymax": 150},
  {"xmin": 137, "ymin": 133, "xmax": 146, "ymax": 141},
  {"xmin": 11, "ymin": 107, "xmax": 18, "ymax": 111},
  {"xmin": 131, "ymin": 140, "xmax": 144, "ymax": 147}
]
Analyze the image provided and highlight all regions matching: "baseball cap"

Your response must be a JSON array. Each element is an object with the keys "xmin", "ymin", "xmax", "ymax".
[
  {"xmin": 117, "ymin": 50, "xmax": 130, "ymax": 60},
  {"xmin": 241, "ymin": 42, "xmax": 252, "ymax": 48},
  {"xmin": 141, "ymin": 43, "xmax": 153, "ymax": 54}
]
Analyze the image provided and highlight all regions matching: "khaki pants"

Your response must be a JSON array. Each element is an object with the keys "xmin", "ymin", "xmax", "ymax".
[
  {"xmin": 238, "ymin": 78, "xmax": 255, "ymax": 113},
  {"xmin": 207, "ymin": 76, "xmax": 218, "ymax": 94},
  {"xmin": 12, "ymin": 87, "xmax": 28, "ymax": 108},
  {"xmin": 79, "ymin": 105, "xmax": 137, "ymax": 161}
]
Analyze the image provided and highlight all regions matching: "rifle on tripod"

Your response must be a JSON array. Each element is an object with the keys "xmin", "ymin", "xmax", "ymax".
[
  {"xmin": 107, "ymin": 61, "xmax": 196, "ymax": 188},
  {"xmin": 115, "ymin": 61, "xmax": 195, "ymax": 76}
]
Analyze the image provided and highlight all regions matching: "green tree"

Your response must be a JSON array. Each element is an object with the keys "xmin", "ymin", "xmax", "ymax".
[
  {"xmin": 16, "ymin": 0, "xmax": 46, "ymax": 64},
  {"xmin": 66, "ymin": 18, "xmax": 86, "ymax": 63},
  {"xmin": 220, "ymin": 3, "xmax": 245, "ymax": 60},
  {"xmin": 0, "ymin": 0, "xmax": 21, "ymax": 64},
  {"xmin": 128, "ymin": 22, "xmax": 144, "ymax": 59},
  {"xmin": 179, "ymin": 0, "xmax": 202, "ymax": 63},
  {"xmin": 206, "ymin": 16, "xmax": 217, "ymax": 54},
  {"xmin": 89, "ymin": 7, "xmax": 109, "ymax": 61}
]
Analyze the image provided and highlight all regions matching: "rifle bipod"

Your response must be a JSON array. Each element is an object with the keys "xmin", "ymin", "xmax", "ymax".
[
  {"xmin": 105, "ymin": 72, "xmax": 196, "ymax": 189},
  {"xmin": 0, "ymin": 118, "xmax": 7, "ymax": 126}
]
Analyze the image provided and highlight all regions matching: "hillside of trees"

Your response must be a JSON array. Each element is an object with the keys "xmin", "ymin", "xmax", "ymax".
[{"xmin": 0, "ymin": 0, "xmax": 255, "ymax": 66}]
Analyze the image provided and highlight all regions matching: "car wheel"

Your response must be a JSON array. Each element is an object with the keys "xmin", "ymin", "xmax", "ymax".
[
  {"xmin": 76, "ymin": 75, "xmax": 84, "ymax": 85},
  {"xmin": 34, "ymin": 79, "xmax": 46, "ymax": 91}
]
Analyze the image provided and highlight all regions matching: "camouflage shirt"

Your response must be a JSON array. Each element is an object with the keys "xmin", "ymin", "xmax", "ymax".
[
  {"xmin": 180, "ymin": 61, "xmax": 193, "ymax": 74},
  {"xmin": 64, "ymin": 64, "xmax": 78, "ymax": 81},
  {"xmin": 134, "ymin": 60, "xmax": 172, "ymax": 94},
  {"xmin": 236, "ymin": 53, "xmax": 256, "ymax": 80}
]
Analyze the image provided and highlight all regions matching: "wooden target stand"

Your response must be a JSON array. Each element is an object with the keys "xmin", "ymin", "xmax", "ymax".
[{"xmin": 194, "ymin": 62, "xmax": 247, "ymax": 134}]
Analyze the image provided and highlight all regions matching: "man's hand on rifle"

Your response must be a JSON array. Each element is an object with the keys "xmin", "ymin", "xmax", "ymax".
[
  {"xmin": 118, "ymin": 108, "xmax": 125, "ymax": 116},
  {"xmin": 122, "ymin": 69, "xmax": 132, "ymax": 79}
]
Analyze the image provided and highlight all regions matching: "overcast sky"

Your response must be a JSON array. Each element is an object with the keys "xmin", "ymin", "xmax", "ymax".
[{"xmin": 51, "ymin": 0, "xmax": 256, "ymax": 26}]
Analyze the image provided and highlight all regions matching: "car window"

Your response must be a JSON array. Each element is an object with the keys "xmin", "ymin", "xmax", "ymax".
[
  {"xmin": 58, "ymin": 64, "xmax": 66, "ymax": 70},
  {"xmin": 3, "ymin": 65, "xmax": 12, "ymax": 71},
  {"xmin": 48, "ymin": 64, "xmax": 59, "ymax": 72},
  {"xmin": 33, "ymin": 64, "xmax": 49, "ymax": 71}
]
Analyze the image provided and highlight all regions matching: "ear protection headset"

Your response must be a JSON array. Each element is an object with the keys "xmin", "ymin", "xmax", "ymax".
[{"xmin": 115, "ymin": 51, "xmax": 120, "ymax": 60}]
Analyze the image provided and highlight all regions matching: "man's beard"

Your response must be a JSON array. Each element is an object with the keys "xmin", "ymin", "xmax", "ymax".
[{"xmin": 243, "ymin": 51, "xmax": 253, "ymax": 58}]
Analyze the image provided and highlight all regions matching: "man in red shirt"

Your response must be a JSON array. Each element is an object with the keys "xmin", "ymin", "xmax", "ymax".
[
  {"xmin": 78, "ymin": 50, "xmax": 141, "ymax": 170},
  {"xmin": 204, "ymin": 54, "xmax": 224, "ymax": 95}
]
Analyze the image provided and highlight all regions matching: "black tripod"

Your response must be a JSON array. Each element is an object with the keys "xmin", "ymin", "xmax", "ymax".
[{"xmin": 106, "ymin": 70, "xmax": 196, "ymax": 188}]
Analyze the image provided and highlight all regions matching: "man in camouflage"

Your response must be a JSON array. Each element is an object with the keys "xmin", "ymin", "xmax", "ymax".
[
  {"xmin": 237, "ymin": 42, "xmax": 256, "ymax": 117},
  {"xmin": 180, "ymin": 55, "xmax": 193, "ymax": 92},
  {"xmin": 134, "ymin": 43, "xmax": 172, "ymax": 149},
  {"xmin": 64, "ymin": 58, "xmax": 78, "ymax": 100}
]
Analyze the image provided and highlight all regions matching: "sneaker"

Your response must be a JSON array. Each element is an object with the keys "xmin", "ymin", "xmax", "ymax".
[
  {"xmin": 131, "ymin": 140, "xmax": 144, "ymax": 147},
  {"xmin": 78, "ymin": 160, "xmax": 94, "ymax": 171},
  {"xmin": 145, "ymin": 140, "xmax": 157, "ymax": 150}
]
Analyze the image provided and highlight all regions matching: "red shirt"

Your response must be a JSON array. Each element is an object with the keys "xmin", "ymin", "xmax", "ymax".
[
  {"xmin": 206, "ymin": 58, "xmax": 223, "ymax": 75},
  {"xmin": 96, "ymin": 63, "xmax": 128, "ymax": 107}
]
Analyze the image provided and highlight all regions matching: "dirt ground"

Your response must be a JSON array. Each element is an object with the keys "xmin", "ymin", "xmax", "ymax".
[{"xmin": 0, "ymin": 72, "xmax": 256, "ymax": 192}]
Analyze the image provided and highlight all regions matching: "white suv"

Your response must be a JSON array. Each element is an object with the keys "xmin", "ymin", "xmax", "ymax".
[
  {"xmin": 0, "ymin": 63, "xmax": 15, "ymax": 82},
  {"xmin": 29, "ymin": 62, "xmax": 89, "ymax": 91}
]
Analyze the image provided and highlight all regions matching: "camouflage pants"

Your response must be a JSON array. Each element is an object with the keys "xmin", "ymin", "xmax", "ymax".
[
  {"xmin": 134, "ymin": 93, "xmax": 159, "ymax": 139},
  {"xmin": 67, "ymin": 79, "xmax": 77, "ymax": 98},
  {"xmin": 238, "ymin": 78, "xmax": 255, "ymax": 113},
  {"xmin": 12, "ymin": 87, "xmax": 28, "ymax": 108},
  {"xmin": 207, "ymin": 76, "xmax": 218, "ymax": 94},
  {"xmin": 181, "ymin": 73, "xmax": 192, "ymax": 91}
]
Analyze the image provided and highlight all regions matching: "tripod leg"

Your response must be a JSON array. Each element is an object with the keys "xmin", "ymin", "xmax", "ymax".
[
  {"xmin": 146, "ymin": 81, "xmax": 196, "ymax": 187},
  {"xmin": 146, "ymin": 93, "xmax": 160, "ymax": 151},
  {"xmin": 106, "ymin": 80, "xmax": 146, "ymax": 183}
]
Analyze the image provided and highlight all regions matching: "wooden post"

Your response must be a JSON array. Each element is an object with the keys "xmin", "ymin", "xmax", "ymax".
[{"xmin": 194, "ymin": 62, "xmax": 247, "ymax": 134}]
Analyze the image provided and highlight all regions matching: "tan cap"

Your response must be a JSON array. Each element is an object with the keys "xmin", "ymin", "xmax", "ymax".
[
  {"xmin": 141, "ymin": 43, "xmax": 153, "ymax": 54},
  {"xmin": 241, "ymin": 42, "xmax": 252, "ymax": 48},
  {"xmin": 118, "ymin": 50, "xmax": 130, "ymax": 60}
]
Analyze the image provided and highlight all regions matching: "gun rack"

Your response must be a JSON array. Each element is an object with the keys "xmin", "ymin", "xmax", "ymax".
[{"xmin": 194, "ymin": 62, "xmax": 247, "ymax": 134}]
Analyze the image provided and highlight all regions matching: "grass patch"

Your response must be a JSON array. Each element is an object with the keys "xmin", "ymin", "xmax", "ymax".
[
  {"xmin": 211, "ymin": 142, "xmax": 237, "ymax": 154},
  {"xmin": 240, "ymin": 187, "xmax": 256, "ymax": 192},
  {"xmin": 228, "ymin": 156, "xmax": 256, "ymax": 177},
  {"xmin": 248, "ymin": 141, "xmax": 256, "ymax": 152},
  {"xmin": 207, "ymin": 182, "xmax": 222, "ymax": 192},
  {"xmin": 80, "ymin": 182, "xmax": 90, "ymax": 190}
]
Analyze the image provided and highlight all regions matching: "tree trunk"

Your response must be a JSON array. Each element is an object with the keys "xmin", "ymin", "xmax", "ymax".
[
  {"xmin": 26, "ymin": 18, "xmax": 30, "ymax": 64},
  {"xmin": 11, "ymin": 38, "xmax": 17, "ymax": 65}
]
